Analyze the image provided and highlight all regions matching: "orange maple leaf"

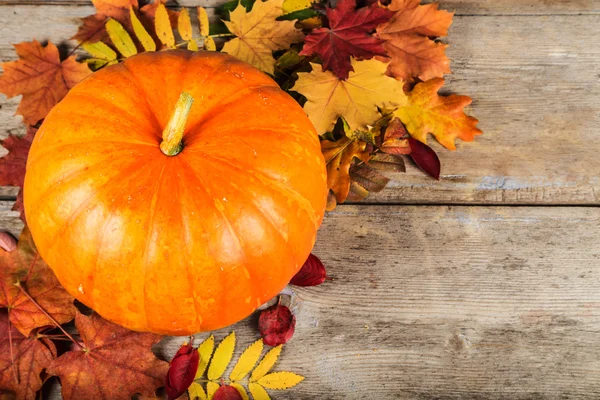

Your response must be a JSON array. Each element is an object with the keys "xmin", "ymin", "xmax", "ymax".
[
  {"xmin": 0, "ymin": 41, "xmax": 91, "ymax": 125},
  {"xmin": 377, "ymin": 2, "xmax": 453, "ymax": 82},
  {"xmin": 394, "ymin": 78, "xmax": 482, "ymax": 150}
]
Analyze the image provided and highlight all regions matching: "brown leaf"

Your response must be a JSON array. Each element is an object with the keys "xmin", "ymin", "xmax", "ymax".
[
  {"xmin": 379, "ymin": 117, "xmax": 410, "ymax": 155},
  {"xmin": 0, "ymin": 312, "xmax": 57, "ymax": 400},
  {"xmin": 408, "ymin": 137, "xmax": 441, "ymax": 180},
  {"xmin": 47, "ymin": 312, "xmax": 168, "ymax": 400},
  {"xmin": 258, "ymin": 305, "xmax": 295, "ymax": 347},
  {"xmin": 213, "ymin": 385, "xmax": 243, "ymax": 400},
  {"xmin": 166, "ymin": 343, "xmax": 198, "ymax": 400},
  {"xmin": 0, "ymin": 41, "xmax": 91, "ymax": 125},
  {"xmin": 321, "ymin": 137, "xmax": 370, "ymax": 204},
  {"xmin": 0, "ymin": 234, "xmax": 16, "ymax": 253},
  {"xmin": 0, "ymin": 227, "xmax": 76, "ymax": 337},
  {"xmin": 368, "ymin": 153, "xmax": 406, "ymax": 173},
  {"xmin": 349, "ymin": 163, "xmax": 390, "ymax": 193},
  {"xmin": 289, "ymin": 254, "xmax": 326, "ymax": 287}
]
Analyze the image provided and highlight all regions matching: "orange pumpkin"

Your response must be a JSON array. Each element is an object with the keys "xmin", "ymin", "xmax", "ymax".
[{"xmin": 23, "ymin": 50, "xmax": 327, "ymax": 335}]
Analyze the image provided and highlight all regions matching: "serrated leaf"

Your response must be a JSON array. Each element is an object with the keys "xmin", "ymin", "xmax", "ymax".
[
  {"xmin": 230, "ymin": 339, "xmax": 263, "ymax": 381},
  {"xmin": 189, "ymin": 382, "xmax": 208, "ymax": 400},
  {"xmin": 248, "ymin": 383, "xmax": 271, "ymax": 400},
  {"xmin": 82, "ymin": 41, "xmax": 117, "ymax": 60},
  {"xmin": 155, "ymin": 3, "xmax": 175, "ymax": 48},
  {"xmin": 257, "ymin": 372, "xmax": 304, "ymax": 389},
  {"xmin": 105, "ymin": 18, "xmax": 137, "ymax": 57},
  {"xmin": 207, "ymin": 382, "xmax": 220, "ymax": 399},
  {"xmin": 250, "ymin": 345, "xmax": 282, "ymax": 382},
  {"xmin": 208, "ymin": 332, "xmax": 236, "ymax": 380},
  {"xmin": 198, "ymin": 7, "xmax": 210, "ymax": 36},
  {"xmin": 369, "ymin": 153, "xmax": 406, "ymax": 173},
  {"xmin": 129, "ymin": 6, "xmax": 156, "ymax": 52},
  {"xmin": 188, "ymin": 38, "xmax": 199, "ymax": 51},
  {"xmin": 196, "ymin": 335, "xmax": 215, "ymax": 380},
  {"xmin": 230, "ymin": 383, "xmax": 249, "ymax": 400},
  {"xmin": 178, "ymin": 8, "xmax": 193, "ymax": 41},
  {"xmin": 204, "ymin": 36, "xmax": 216, "ymax": 51}
]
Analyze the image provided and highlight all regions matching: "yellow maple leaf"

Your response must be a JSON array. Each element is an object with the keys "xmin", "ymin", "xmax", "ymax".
[
  {"xmin": 230, "ymin": 339, "xmax": 264, "ymax": 381},
  {"xmin": 222, "ymin": 0, "xmax": 304, "ymax": 74},
  {"xmin": 394, "ymin": 78, "xmax": 482, "ymax": 150},
  {"xmin": 250, "ymin": 345, "xmax": 282, "ymax": 382},
  {"xmin": 195, "ymin": 335, "xmax": 215, "ymax": 380},
  {"xmin": 293, "ymin": 59, "xmax": 407, "ymax": 135},
  {"xmin": 207, "ymin": 332, "xmax": 236, "ymax": 380}
]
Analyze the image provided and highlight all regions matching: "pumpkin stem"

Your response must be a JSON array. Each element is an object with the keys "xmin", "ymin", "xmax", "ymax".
[{"xmin": 160, "ymin": 92, "xmax": 194, "ymax": 156}]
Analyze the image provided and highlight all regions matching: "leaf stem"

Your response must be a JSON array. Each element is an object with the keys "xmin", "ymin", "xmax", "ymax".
[
  {"xmin": 7, "ymin": 315, "xmax": 19, "ymax": 385},
  {"xmin": 160, "ymin": 92, "xmax": 194, "ymax": 156},
  {"xmin": 209, "ymin": 33, "xmax": 235, "ymax": 38}
]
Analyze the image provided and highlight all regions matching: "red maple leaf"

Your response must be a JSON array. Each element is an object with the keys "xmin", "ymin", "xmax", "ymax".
[{"xmin": 300, "ymin": 0, "xmax": 393, "ymax": 79}]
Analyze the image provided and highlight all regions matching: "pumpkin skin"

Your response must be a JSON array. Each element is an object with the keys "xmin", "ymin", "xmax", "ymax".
[{"xmin": 23, "ymin": 50, "xmax": 327, "ymax": 335}]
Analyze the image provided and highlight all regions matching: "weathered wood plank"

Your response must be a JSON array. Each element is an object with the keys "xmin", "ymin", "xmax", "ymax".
[
  {"xmin": 1, "ymin": 6, "xmax": 599, "ymax": 205},
  {"xmin": 2, "ymin": 205, "xmax": 600, "ymax": 398},
  {"xmin": 0, "ymin": 0, "xmax": 598, "ymax": 15}
]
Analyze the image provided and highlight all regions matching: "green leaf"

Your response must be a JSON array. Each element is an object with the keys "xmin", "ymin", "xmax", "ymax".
[
  {"xmin": 207, "ymin": 332, "xmax": 236, "ymax": 380},
  {"xmin": 105, "ymin": 19, "xmax": 137, "ymax": 57},
  {"xmin": 188, "ymin": 382, "xmax": 208, "ymax": 400},
  {"xmin": 248, "ymin": 383, "xmax": 271, "ymax": 400},
  {"xmin": 218, "ymin": 0, "xmax": 256, "ymax": 20},
  {"xmin": 250, "ymin": 345, "xmax": 282, "ymax": 382},
  {"xmin": 257, "ymin": 371, "xmax": 304, "ymax": 389},
  {"xmin": 129, "ymin": 6, "xmax": 156, "ymax": 51},
  {"xmin": 276, "ymin": 49, "xmax": 303, "ymax": 70},
  {"xmin": 155, "ymin": 3, "xmax": 175, "ymax": 48},
  {"xmin": 277, "ymin": 8, "xmax": 319, "ymax": 21},
  {"xmin": 82, "ymin": 42, "xmax": 117, "ymax": 61},
  {"xmin": 230, "ymin": 339, "xmax": 263, "ymax": 381},
  {"xmin": 195, "ymin": 335, "xmax": 215, "ymax": 379},
  {"xmin": 209, "ymin": 21, "xmax": 231, "ymax": 36},
  {"xmin": 231, "ymin": 383, "xmax": 249, "ymax": 400}
]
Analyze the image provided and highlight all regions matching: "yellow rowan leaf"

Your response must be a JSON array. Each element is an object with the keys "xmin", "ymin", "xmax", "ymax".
[
  {"xmin": 197, "ymin": 7, "xmax": 210, "ymax": 37},
  {"xmin": 293, "ymin": 59, "xmax": 407, "ymax": 135},
  {"xmin": 128, "ymin": 6, "xmax": 156, "ymax": 52},
  {"xmin": 195, "ymin": 335, "xmax": 215, "ymax": 380},
  {"xmin": 188, "ymin": 382, "xmax": 208, "ymax": 400},
  {"xmin": 155, "ymin": 3, "xmax": 175, "ymax": 48},
  {"xmin": 393, "ymin": 78, "xmax": 482, "ymax": 150},
  {"xmin": 231, "ymin": 383, "xmax": 249, "ymax": 400},
  {"xmin": 204, "ymin": 36, "xmax": 216, "ymax": 51},
  {"xmin": 250, "ymin": 345, "xmax": 282, "ymax": 382},
  {"xmin": 178, "ymin": 8, "xmax": 193, "ymax": 41},
  {"xmin": 82, "ymin": 42, "xmax": 117, "ymax": 61},
  {"xmin": 230, "ymin": 339, "xmax": 263, "ymax": 381},
  {"xmin": 222, "ymin": 0, "xmax": 303, "ymax": 74},
  {"xmin": 248, "ymin": 383, "xmax": 271, "ymax": 400},
  {"xmin": 257, "ymin": 371, "xmax": 304, "ymax": 389},
  {"xmin": 207, "ymin": 332, "xmax": 235, "ymax": 380},
  {"xmin": 188, "ymin": 38, "xmax": 199, "ymax": 51},
  {"xmin": 105, "ymin": 19, "xmax": 137, "ymax": 57},
  {"xmin": 207, "ymin": 382, "xmax": 219, "ymax": 399}
]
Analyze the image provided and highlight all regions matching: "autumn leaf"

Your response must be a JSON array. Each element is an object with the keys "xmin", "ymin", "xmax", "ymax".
[
  {"xmin": 0, "ymin": 312, "xmax": 57, "ymax": 400},
  {"xmin": 166, "ymin": 342, "xmax": 199, "ymax": 400},
  {"xmin": 290, "ymin": 254, "xmax": 326, "ymax": 287},
  {"xmin": 155, "ymin": 3, "xmax": 175, "ymax": 48},
  {"xmin": 106, "ymin": 18, "xmax": 138, "ymax": 57},
  {"xmin": 47, "ymin": 312, "xmax": 168, "ymax": 400},
  {"xmin": 248, "ymin": 383, "xmax": 270, "ymax": 400},
  {"xmin": 207, "ymin": 332, "xmax": 236, "ymax": 381},
  {"xmin": 0, "ymin": 127, "xmax": 35, "ymax": 221},
  {"xmin": 230, "ymin": 339, "xmax": 263, "ymax": 381},
  {"xmin": 0, "ymin": 41, "xmax": 91, "ymax": 125},
  {"xmin": 408, "ymin": 137, "xmax": 441, "ymax": 179},
  {"xmin": 188, "ymin": 382, "xmax": 207, "ymax": 400},
  {"xmin": 257, "ymin": 372, "xmax": 304, "ymax": 389},
  {"xmin": 320, "ymin": 136, "xmax": 369, "ymax": 203},
  {"xmin": 379, "ymin": 117, "xmax": 411, "ymax": 155},
  {"xmin": 369, "ymin": 153, "xmax": 406, "ymax": 173},
  {"xmin": 0, "ymin": 233, "xmax": 17, "ymax": 253},
  {"xmin": 222, "ymin": 0, "xmax": 304, "ymax": 73},
  {"xmin": 299, "ymin": 0, "xmax": 392, "ymax": 79},
  {"xmin": 130, "ymin": 6, "xmax": 156, "ymax": 52},
  {"xmin": 213, "ymin": 385, "xmax": 243, "ymax": 400},
  {"xmin": 195, "ymin": 335, "xmax": 215, "ymax": 380},
  {"xmin": 178, "ymin": 8, "xmax": 193, "ymax": 41},
  {"xmin": 0, "ymin": 227, "xmax": 76, "ymax": 337},
  {"xmin": 258, "ymin": 305, "xmax": 295, "ymax": 346},
  {"xmin": 230, "ymin": 383, "xmax": 249, "ymax": 400},
  {"xmin": 293, "ymin": 59, "xmax": 406, "ymax": 134},
  {"xmin": 207, "ymin": 382, "xmax": 220, "ymax": 398},
  {"xmin": 250, "ymin": 345, "xmax": 282, "ymax": 382},
  {"xmin": 198, "ymin": 7, "xmax": 210, "ymax": 37},
  {"xmin": 394, "ymin": 78, "xmax": 482, "ymax": 150},
  {"xmin": 376, "ymin": 2, "xmax": 453, "ymax": 82},
  {"xmin": 349, "ymin": 163, "xmax": 390, "ymax": 195}
]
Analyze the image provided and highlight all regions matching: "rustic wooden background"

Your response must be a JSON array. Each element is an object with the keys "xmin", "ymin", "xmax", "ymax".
[{"xmin": 1, "ymin": 0, "xmax": 600, "ymax": 399}]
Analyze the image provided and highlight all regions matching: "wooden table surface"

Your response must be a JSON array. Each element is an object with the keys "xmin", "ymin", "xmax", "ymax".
[{"xmin": 1, "ymin": 0, "xmax": 599, "ymax": 399}]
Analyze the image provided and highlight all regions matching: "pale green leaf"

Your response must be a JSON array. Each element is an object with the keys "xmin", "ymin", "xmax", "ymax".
[
  {"xmin": 230, "ymin": 339, "xmax": 263, "ymax": 381},
  {"xmin": 82, "ymin": 42, "xmax": 117, "ymax": 61},
  {"xmin": 207, "ymin": 332, "xmax": 236, "ymax": 380},
  {"xmin": 155, "ymin": 3, "xmax": 175, "ymax": 48},
  {"xmin": 129, "ymin": 6, "xmax": 156, "ymax": 52},
  {"xmin": 188, "ymin": 382, "xmax": 207, "ymax": 400},
  {"xmin": 207, "ymin": 382, "xmax": 219, "ymax": 400},
  {"xmin": 188, "ymin": 39, "xmax": 199, "ymax": 51},
  {"xmin": 204, "ymin": 36, "xmax": 216, "ymax": 51},
  {"xmin": 257, "ymin": 372, "xmax": 304, "ymax": 389},
  {"xmin": 231, "ymin": 383, "xmax": 249, "ymax": 400},
  {"xmin": 197, "ymin": 7, "xmax": 210, "ymax": 37},
  {"xmin": 195, "ymin": 335, "xmax": 215, "ymax": 380},
  {"xmin": 250, "ymin": 345, "xmax": 282, "ymax": 382},
  {"xmin": 105, "ymin": 19, "xmax": 137, "ymax": 57},
  {"xmin": 178, "ymin": 8, "xmax": 193, "ymax": 41},
  {"xmin": 248, "ymin": 383, "xmax": 271, "ymax": 400}
]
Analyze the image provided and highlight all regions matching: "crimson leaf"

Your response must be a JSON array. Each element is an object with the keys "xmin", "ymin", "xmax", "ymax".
[
  {"xmin": 408, "ymin": 137, "xmax": 441, "ymax": 180},
  {"xmin": 166, "ymin": 343, "xmax": 199, "ymax": 400},
  {"xmin": 258, "ymin": 305, "xmax": 296, "ymax": 346},
  {"xmin": 290, "ymin": 253, "xmax": 327, "ymax": 287}
]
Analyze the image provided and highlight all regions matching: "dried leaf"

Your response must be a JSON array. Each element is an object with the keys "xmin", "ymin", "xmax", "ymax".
[
  {"xmin": 195, "ymin": 335, "xmax": 215, "ymax": 380},
  {"xmin": 0, "ymin": 41, "xmax": 91, "ymax": 125},
  {"xmin": 250, "ymin": 345, "xmax": 282, "ymax": 382},
  {"xmin": 299, "ymin": 0, "xmax": 392, "ymax": 79},
  {"xmin": 346, "ymin": 181, "xmax": 370, "ymax": 202},
  {"xmin": 325, "ymin": 191, "xmax": 337, "ymax": 211},
  {"xmin": 346, "ymin": 129, "xmax": 376, "ymax": 145},
  {"xmin": 230, "ymin": 339, "xmax": 263, "ymax": 381},
  {"xmin": 188, "ymin": 382, "xmax": 208, "ymax": 400},
  {"xmin": 188, "ymin": 39, "xmax": 199, "ymax": 51},
  {"xmin": 380, "ymin": 118, "xmax": 411, "ymax": 155},
  {"xmin": 130, "ymin": 6, "xmax": 156, "ymax": 52},
  {"xmin": 0, "ymin": 233, "xmax": 16, "ymax": 253},
  {"xmin": 258, "ymin": 305, "xmax": 295, "ymax": 346},
  {"xmin": 290, "ymin": 254, "xmax": 326, "ymax": 287},
  {"xmin": 106, "ymin": 18, "xmax": 138, "ymax": 57},
  {"xmin": 293, "ymin": 59, "xmax": 406, "ymax": 134},
  {"xmin": 207, "ymin": 382, "xmax": 220, "ymax": 399},
  {"xmin": 0, "ymin": 129, "xmax": 35, "ymax": 191},
  {"xmin": 47, "ymin": 312, "xmax": 168, "ymax": 400},
  {"xmin": 204, "ymin": 36, "xmax": 217, "ymax": 51},
  {"xmin": 257, "ymin": 372, "xmax": 304, "ymax": 389},
  {"xmin": 178, "ymin": 8, "xmax": 193, "ymax": 41},
  {"xmin": 408, "ymin": 137, "xmax": 441, "ymax": 179},
  {"xmin": 394, "ymin": 78, "xmax": 482, "ymax": 150},
  {"xmin": 0, "ymin": 312, "xmax": 57, "ymax": 400},
  {"xmin": 198, "ymin": 7, "xmax": 210, "ymax": 37},
  {"xmin": 213, "ymin": 385, "xmax": 243, "ymax": 400},
  {"xmin": 155, "ymin": 3, "xmax": 176, "ymax": 48},
  {"xmin": 207, "ymin": 332, "xmax": 236, "ymax": 380},
  {"xmin": 349, "ymin": 163, "xmax": 390, "ymax": 192},
  {"xmin": 369, "ymin": 153, "xmax": 406, "ymax": 173},
  {"xmin": 82, "ymin": 41, "xmax": 118, "ymax": 61},
  {"xmin": 230, "ymin": 383, "xmax": 249, "ymax": 400},
  {"xmin": 73, "ymin": 0, "xmax": 136, "ymax": 44},
  {"xmin": 222, "ymin": 0, "xmax": 304, "ymax": 73},
  {"xmin": 248, "ymin": 383, "xmax": 271, "ymax": 400},
  {"xmin": 321, "ymin": 137, "xmax": 370, "ymax": 203},
  {"xmin": 0, "ymin": 227, "xmax": 76, "ymax": 337},
  {"xmin": 166, "ymin": 343, "xmax": 199, "ymax": 400}
]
